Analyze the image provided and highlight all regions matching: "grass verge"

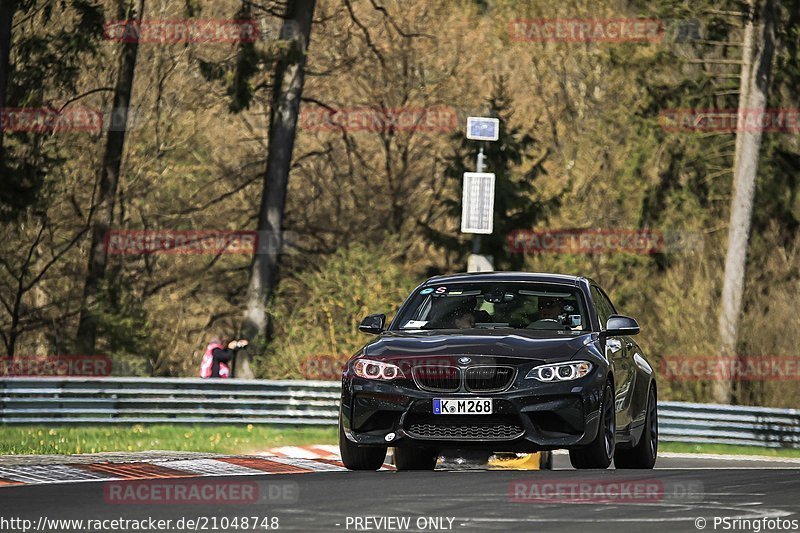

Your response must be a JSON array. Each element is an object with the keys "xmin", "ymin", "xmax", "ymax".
[
  {"xmin": 0, "ymin": 424, "xmax": 338, "ymax": 456},
  {"xmin": 2, "ymin": 426, "xmax": 797, "ymax": 459},
  {"xmin": 660, "ymin": 441, "xmax": 800, "ymax": 458}
]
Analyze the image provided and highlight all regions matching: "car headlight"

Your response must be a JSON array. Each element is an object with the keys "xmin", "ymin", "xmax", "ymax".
[
  {"xmin": 526, "ymin": 360, "xmax": 592, "ymax": 382},
  {"xmin": 353, "ymin": 359, "xmax": 405, "ymax": 380}
]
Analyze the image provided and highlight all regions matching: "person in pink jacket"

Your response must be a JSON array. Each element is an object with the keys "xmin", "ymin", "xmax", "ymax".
[{"xmin": 200, "ymin": 337, "xmax": 248, "ymax": 378}]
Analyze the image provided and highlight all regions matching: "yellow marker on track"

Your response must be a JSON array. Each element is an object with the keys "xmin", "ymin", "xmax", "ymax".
[{"xmin": 488, "ymin": 452, "xmax": 543, "ymax": 470}]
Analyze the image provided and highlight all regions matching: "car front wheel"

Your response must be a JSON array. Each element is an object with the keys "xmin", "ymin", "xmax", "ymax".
[
  {"xmin": 339, "ymin": 416, "xmax": 387, "ymax": 471},
  {"xmin": 569, "ymin": 381, "xmax": 615, "ymax": 469}
]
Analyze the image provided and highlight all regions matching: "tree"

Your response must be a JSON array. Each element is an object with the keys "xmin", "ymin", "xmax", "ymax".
[
  {"xmin": 76, "ymin": 0, "xmax": 145, "ymax": 352},
  {"xmin": 0, "ymin": 0, "xmax": 15, "ymax": 168},
  {"xmin": 0, "ymin": 0, "xmax": 105, "ymax": 356},
  {"xmin": 715, "ymin": 0, "xmax": 777, "ymax": 404},
  {"xmin": 238, "ymin": 0, "xmax": 317, "ymax": 377}
]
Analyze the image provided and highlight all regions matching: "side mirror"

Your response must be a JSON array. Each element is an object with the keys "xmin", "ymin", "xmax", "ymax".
[
  {"xmin": 601, "ymin": 315, "xmax": 640, "ymax": 336},
  {"xmin": 358, "ymin": 314, "xmax": 386, "ymax": 335}
]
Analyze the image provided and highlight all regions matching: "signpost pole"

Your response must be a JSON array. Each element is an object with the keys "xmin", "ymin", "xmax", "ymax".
[
  {"xmin": 462, "ymin": 116, "xmax": 498, "ymax": 272},
  {"xmin": 472, "ymin": 145, "xmax": 485, "ymax": 255}
]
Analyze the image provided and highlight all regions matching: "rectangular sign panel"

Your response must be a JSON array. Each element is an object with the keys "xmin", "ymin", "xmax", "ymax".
[
  {"xmin": 466, "ymin": 116, "xmax": 500, "ymax": 141},
  {"xmin": 461, "ymin": 172, "xmax": 495, "ymax": 234}
]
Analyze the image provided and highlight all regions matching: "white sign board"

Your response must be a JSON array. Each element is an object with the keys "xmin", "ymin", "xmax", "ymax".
[
  {"xmin": 461, "ymin": 172, "xmax": 495, "ymax": 234},
  {"xmin": 466, "ymin": 116, "xmax": 499, "ymax": 141}
]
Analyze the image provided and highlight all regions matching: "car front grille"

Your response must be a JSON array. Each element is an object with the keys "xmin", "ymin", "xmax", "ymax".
[
  {"xmin": 464, "ymin": 366, "xmax": 516, "ymax": 392},
  {"xmin": 412, "ymin": 363, "xmax": 516, "ymax": 392},
  {"xmin": 405, "ymin": 415, "xmax": 524, "ymax": 441},
  {"xmin": 412, "ymin": 365, "xmax": 461, "ymax": 392}
]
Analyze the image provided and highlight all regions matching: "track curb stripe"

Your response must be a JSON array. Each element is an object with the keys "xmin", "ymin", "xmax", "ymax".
[
  {"xmin": 216, "ymin": 457, "xmax": 314, "ymax": 474},
  {"xmin": 264, "ymin": 456, "xmax": 349, "ymax": 472},
  {"xmin": 0, "ymin": 444, "xmax": 398, "ymax": 486},
  {"xmin": 0, "ymin": 464, "xmax": 117, "ymax": 484},
  {"xmin": 79, "ymin": 462, "xmax": 199, "ymax": 479},
  {"xmin": 150, "ymin": 458, "xmax": 271, "ymax": 477}
]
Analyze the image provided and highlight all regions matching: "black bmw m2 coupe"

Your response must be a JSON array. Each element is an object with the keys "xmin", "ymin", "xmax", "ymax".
[{"xmin": 339, "ymin": 272, "xmax": 658, "ymax": 470}]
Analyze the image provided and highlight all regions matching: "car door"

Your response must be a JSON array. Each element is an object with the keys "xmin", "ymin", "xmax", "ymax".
[{"xmin": 590, "ymin": 285, "xmax": 633, "ymax": 429}]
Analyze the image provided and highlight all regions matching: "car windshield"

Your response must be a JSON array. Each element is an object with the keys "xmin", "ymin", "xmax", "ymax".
[{"xmin": 393, "ymin": 282, "xmax": 589, "ymax": 333}]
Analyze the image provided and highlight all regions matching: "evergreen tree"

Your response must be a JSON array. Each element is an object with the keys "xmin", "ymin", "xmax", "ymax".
[{"xmin": 422, "ymin": 76, "xmax": 558, "ymax": 270}]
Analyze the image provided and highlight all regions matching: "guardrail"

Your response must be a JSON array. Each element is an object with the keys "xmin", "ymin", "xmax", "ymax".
[
  {"xmin": 2, "ymin": 378, "xmax": 799, "ymax": 449},
  {"xmin": 0, "ymin": 377, "xmax": 339, "ymax": 425},
  {"xmin": 659, "ymin": 401, "xmax": 800, "ymax": 449}
]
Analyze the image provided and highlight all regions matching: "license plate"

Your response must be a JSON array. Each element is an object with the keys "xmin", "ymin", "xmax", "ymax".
[{"xmin": 433, "ymin": 398, "xmax": 492, "ymax": 415}]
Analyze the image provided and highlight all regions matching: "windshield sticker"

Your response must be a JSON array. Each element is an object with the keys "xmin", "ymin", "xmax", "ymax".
[
  {"xmin": 518, "ymin": 290, "xmax": 572, "ymax": 298},
  {"xmin": 428, "ymin": 286, "xmax": 482, "ymax": 297},
  {"xmin": 402, "ymin": 320, "xmax": 428, "ymax": 329}
]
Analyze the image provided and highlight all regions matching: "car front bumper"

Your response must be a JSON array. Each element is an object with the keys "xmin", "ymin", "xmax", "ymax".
[{"xmin": 340, "ymin": 369, "xmax": 606, "ymax": 452}]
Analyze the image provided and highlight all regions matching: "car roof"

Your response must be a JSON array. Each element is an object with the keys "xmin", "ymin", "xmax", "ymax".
[{"xmin": 422, "ymin": 271, "xmax": 594, "ymax": 287}]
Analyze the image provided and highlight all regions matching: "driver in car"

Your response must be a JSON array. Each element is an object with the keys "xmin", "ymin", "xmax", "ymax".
[
  {"xmin": 450, "ymin": 297, "xmax": 477, "ymax": 329},
  {"xmin": 528, "ymin": 297, "xmax": 566, "ymax": 329}
]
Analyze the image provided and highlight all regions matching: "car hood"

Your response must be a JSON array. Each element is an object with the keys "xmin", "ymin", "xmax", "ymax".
[{"xmin": 362, "ymin": 330, "xmax": 594, "ymax": 363}]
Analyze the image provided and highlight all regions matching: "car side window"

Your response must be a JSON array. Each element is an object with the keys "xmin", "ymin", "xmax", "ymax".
[
  {"xmin": 590, "ymin": 286, "xmax": 616, "ymax": 330},
  {"xmin": 597, "ymin": 286, "xmax": 618, "ymax": 315}
]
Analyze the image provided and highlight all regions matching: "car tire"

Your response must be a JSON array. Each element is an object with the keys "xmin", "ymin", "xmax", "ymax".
[
  {"xmin": 339, "ymin": 416, "xmax": 387, "ymax": 471},
  {"xmin": 569, "ymin": 381, "xmax": 615, "ymax": 469},
  {"xmin": 614, "ymin": 386, "xmax": 658, "ymax": 469},
  {"xmin": 393, "ymin": 446, "xmax": 438, "ymax": 471}
]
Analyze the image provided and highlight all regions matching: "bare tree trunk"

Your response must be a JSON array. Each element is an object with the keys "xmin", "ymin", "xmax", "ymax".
[
  {"xmin": 715, "ymin": 0, "xmax": 776, "ymax": 404},
  {"xmin": 732, "ymin": 2, "xmax": 756, "ymax": 174},
  {"xmin": 76, "ymin": 0, "xmax": 144, "ymax": 352},
  {"xmin": 238, "ymin": 0, "xmax": 316, "ymax": 378},
  {"xmin": 0, "ymin": 0, "xmax": 16, "ymax": 167}
]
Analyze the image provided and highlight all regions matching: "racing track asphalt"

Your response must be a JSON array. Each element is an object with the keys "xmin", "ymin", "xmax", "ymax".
[{"xmin": 1, "ymin": 454, "xmax": 799, "ymax": 533}]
